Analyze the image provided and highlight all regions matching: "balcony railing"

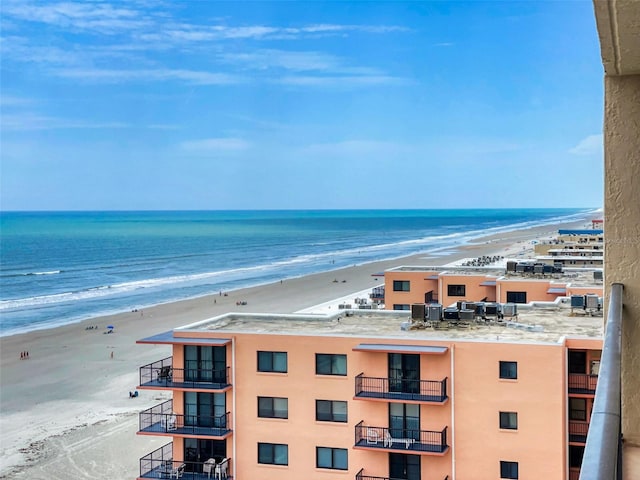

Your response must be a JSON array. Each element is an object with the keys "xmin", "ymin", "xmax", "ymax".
[
  {"xmin": 568, "ymin": 373, "xmax": 598, "ymax": 394},
  {"xmin": 139, "ymin": 443, "xmax": 233, "ymax": 479},
  {"xmin": 139, "ymin": 400, "xmax": 231, "ymax": 438},
  {"xmin": 579, "ymin": 283, "xmax": 623, "ymax": 480},
  {"xmin": 355, "ymin": 470, "xmax": 449, "ymax": 480},
  {"xmin": 354, "ymin": 469, "xmax": 412, "ymax": 480},
  {"xmin": 354, "ymin": 421, "xmax": 448, "ymax": 454},
  {"xmin": 370, "ymin": 286, "xmax": 385, "ymax": 300},
  {"xmin": 139, "ymin": 357, "xmax": 231, "ymax": 390},
  {"xmin": 355, "ymin": 373, "xmax": 448, "ymax": 403},
  {"xmin": 569, "ymin": 420, "xmax": 589, "ymax": 443}
]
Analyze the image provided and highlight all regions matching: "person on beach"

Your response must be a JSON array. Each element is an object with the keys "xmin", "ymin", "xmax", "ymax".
[
  {"xmin": 20, "ymin": 352, "xmax": 23, "ymax": 360},
  {"xmin": 110, "ymin": 351, "xmax": 114, "ymax": 359}
]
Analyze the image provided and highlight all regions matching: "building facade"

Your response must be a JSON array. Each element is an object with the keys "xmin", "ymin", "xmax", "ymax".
[{"xmin": 136, "ymin": 309, "xmax": 602, "ymax": 480}]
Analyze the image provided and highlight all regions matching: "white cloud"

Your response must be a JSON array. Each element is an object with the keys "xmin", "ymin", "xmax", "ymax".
[
  {"xmin": 276, "ymin": 75, "xmax": 410, "ymax": 87},
  {"xmin": 181, "ymin": 138, "xmax": 250, "ymax": 152},
  {"xmin": 2, "ymin": 1, "xmax": 152, "ymax": 34},
  {"xmin": 1, "ymin": 113, "xmax": 130, "ymax": 130},
  {"xmin": 304, "ymin": 140, "xmax": 413, "ymax": 156},
  {"xmin": 53, "ymin": 68, "xmax": 243, "ymax": 85},
  {"xmin": 569, "ymin": 134, "xmax": 604, "ymax": 156}
]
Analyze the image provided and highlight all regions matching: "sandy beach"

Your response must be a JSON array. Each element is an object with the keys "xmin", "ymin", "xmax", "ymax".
[{"xmin": 0, "ymin": 218, "xmax": 593, "ymax": 479}]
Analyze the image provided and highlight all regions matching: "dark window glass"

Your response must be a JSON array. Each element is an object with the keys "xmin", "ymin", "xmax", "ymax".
[
  {"xmin": 258, "ymin": 443, "xmax": 288, "ymax": 465},
  {"xmin": 499, "ymin": 412, "xmax": 518, "ymax": 430},
  {"xmin": 569, "ymin": 398, "xmax": 587, "ymax": 421},
  {"xmin": 258, "ymin": 397, "xmax": 288, "ymax": 419},
  {"xmin": 447, "ymin": 284, "xmax": 466, "ymax": 296},
  {"xmin": 500, "ymin": 461, "xmax": 518, "ymax": 479},
  {"xmin": 499, "ymin": 361, "xmax": 518, "ymax": 379},
  {"xmin": 506, "ymin": 291, "xmax": 527, "ymax": 303},
  {"xmin": 257, "ymin": 351, "xmax": 287, "ymax": 373},
  {"xmin": 316, "ymin": 400, "xmax": 347, "ymax": 422},
  {"xmin": 393, "ymin": 304, "xmax": 410, "ymax": 311},
  {"xmin": 568, "ymin": 351, "xmax": 587, "ymax": 374},
  {"xmin": 569, "ymin": 445, "xmax": 585, "ymax": 468},
  {"xmin": 316, "ymin": 447, "xmax": 348, "ymax": 470},
  {"xmin": 316, "ymin": 354, "xmax": 347, "ymax": 375},
  {"xmin": 393, "ymin": 280, "xmax": 410, "ymax": 292}
]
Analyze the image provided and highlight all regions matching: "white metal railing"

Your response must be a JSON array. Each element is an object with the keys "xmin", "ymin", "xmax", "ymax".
[{"xmin": 579, "ymin": 283, "xmax": 623, "ymax": 480}]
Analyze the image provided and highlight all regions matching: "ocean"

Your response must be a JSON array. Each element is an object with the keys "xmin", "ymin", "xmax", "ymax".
[{"xmin": 0, "ymin": 209, "xmax": 596, "ymax": 336}]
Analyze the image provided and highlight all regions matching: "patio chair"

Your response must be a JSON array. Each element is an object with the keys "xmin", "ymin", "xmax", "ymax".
[
  {"xmin": 157, "ymin": 366, "xmax": 172, "ymax": 383},
  {"xmin": 167, "ymin": 414, "xmax": 177, "ymax": 431},
  {"xmin": 203, "ymin": 458, "xmax": 216, "ymax": 479},
  {"xmin": 215, "ymin": 458, "xmax": 228, "ymax": 480},
  {"xmin": 366, "ymin": 428, "xmax": 379, "ymax": 445},
  {"xmin": 170, "ymin": 463, "xmax": 185, "ymax": 479}
]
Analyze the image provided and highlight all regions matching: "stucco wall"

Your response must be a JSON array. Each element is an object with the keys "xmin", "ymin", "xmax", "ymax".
[{"xmin": 604, "ymin": 73, "xmax": 640, "ymax": 445}]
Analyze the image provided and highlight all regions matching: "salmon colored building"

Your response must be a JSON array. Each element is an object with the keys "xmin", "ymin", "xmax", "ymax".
[
  {"xmin": 135, "ymin": 306, "xmax": 602, "ymax": 480},
  {"xmin": 382, "ymin": 267, "xmax": 603, "ymax": 311}
]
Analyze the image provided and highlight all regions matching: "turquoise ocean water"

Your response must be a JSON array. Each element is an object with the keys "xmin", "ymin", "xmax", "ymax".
[{"xmin": 0, "ymin": 209, "xmax": 596, "ymax": 336}]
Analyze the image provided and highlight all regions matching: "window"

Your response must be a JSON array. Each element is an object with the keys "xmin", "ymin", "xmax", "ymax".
[
  {"xmin": 393, "ymin": 304, "xmax": 410, "ymax": 311},
  {"xmin": 258, "ymin": 443, "xmax": 288, "ymax": 465},
  {"xmin": 257, "ymin": 351, "xmax": 287, "ymax": 373},
  {"xmin": 393, "ymin": 280, "xmax": 410, "ymax": 292},
  {"xmin": 447, "ymin": 284, "xmax": 466, "ymax": 296},
  {"xmin": 316, "ymin": 400, "xmax": 347, "ymax": 422},
  {"xmin": 500, "ymin": 461, "xmax": 518, "ymax": 479},
  {"xmin": 499, "ymin": 412, "xmax": 518, "ymax": 430},
  {"xmin": 316, "ymin": 447, "xmax": 348, "ymax": 470},
  {"xmin": 258, "ymin": 397, "xmax": 288, "ymax": 419},
  {"xmin": 569, "ymin": 398, "xmax": 587, "ymax": 421},
  {"xmin": 506, "ymin": 291, "xmax": 527, "ymax": 304},
  {"xmin": 568, "ymin": 350, "xmax": 587, "ymax": 374},
  {"xmin": 316, "ymin": 354, "xmax": 347, "ymax": 376},
  {"xmin": 499, "ymin": 361, "xmax": 518, "ymax": 379},
  {"xmin": 569, "ymin": 445, "xmax": 585, "ymax": 468}
]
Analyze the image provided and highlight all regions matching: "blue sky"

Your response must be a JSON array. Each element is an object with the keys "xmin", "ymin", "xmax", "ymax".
[{"xmin": 1, "ymin": 1, "xmax": 604, "ymax": 211}]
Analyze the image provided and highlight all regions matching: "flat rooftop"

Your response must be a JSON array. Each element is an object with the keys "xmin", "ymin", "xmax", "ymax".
[
  {"xmin": 177, "ymin": 304, "xmax": 603, "ymax": 344},
  {"xmin": 385, "ymin": 265, "xmax": 602, "ymax": 288}
]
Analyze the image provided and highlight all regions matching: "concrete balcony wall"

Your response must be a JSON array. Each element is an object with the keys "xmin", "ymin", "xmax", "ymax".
[{"xmin": 603, "ymin": 73, "xmax": 640, "ymax": 447}]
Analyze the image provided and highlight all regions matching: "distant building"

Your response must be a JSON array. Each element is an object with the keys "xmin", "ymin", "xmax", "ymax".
[
  {"xmin": 382, "ymin": 266, "xmax": 603, "ymax": 311},
  {"xmin": 135, "ymin": 306, "xmax": 602, "ymax": 480}
]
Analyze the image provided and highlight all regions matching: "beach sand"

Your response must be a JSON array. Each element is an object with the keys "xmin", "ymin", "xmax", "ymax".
[{"xmin": 0, "ymin": 218, "xmax": 592, "ymax": 479}]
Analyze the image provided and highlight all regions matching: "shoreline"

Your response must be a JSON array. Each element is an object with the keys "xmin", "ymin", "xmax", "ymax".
[
  {"xmin": 0, "ymin": 216, "xmax": 596, "ymax": 478},
  {"xmin": 0, "ymin": 209, "xmax": 598, "ymax": 339}
]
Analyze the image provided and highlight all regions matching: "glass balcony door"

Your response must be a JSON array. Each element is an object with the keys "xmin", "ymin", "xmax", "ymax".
[
  {"xmin": 184, "ymin": 439, "xmax": 226, "ymax": 472},
  {"xmin": 389, "ymin": 353, "xmax": 420, "ymax": 394},
  {"xmin": 185, "ymin": 345, "xmax": 226, "ymax": 383},
  {"xmin": 389, "ymin": 403, "xmax": 420, "ymax": 441},
  {"xmin": 389, "ymin": 452, "xmax": 421, "ymax": 480},
  {"xmin": 184, "ymin": 392, "xmax": 226, "ymax": 428}
]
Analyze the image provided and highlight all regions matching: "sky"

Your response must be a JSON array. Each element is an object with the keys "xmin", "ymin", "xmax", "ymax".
[{"xmin": 1, "ymin": 1, "xmax": 604, "ymax": 211}]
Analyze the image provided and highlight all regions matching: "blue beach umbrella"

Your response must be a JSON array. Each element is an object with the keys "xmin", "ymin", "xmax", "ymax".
[{"xmin": 107, "ymin": 325, "xmax": 114, "ymax": 329}]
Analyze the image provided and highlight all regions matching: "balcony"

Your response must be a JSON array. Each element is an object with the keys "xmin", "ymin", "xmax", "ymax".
[
  {"xmin": 568, "ymin": 373, "xmax": 598, "ymax": 394},
  {"xmin": 354, "ymin": 421, "xmax": 448, "ymax": 455},
  {"xmin": 355, "ymin": 470, "xmax": 449, "ymax": 480},
  {"xmin": 138, "ymin": 357, "xmax": 231, "ymax": 390},
  {"xmin": 355, "ymin": 373, "xmax": 448, "ymax": 403},
  {"xmin": 569, "ymin": 420, "xmax": 589, "ymax": 443},
  {"xmin": 139, "ymin": 400, "xmax": 231, "ymax": 439},
  {"xmin": 139, "ymin": 443, "xmax": 233, "ymax": 479}
]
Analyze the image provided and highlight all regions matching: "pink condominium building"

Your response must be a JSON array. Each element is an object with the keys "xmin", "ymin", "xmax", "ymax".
[{"xmin": 136, "ymin": 305, "xmax": 601, "ymax": 480}]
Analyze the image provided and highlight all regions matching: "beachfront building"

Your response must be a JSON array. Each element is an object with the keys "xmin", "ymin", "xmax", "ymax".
[
  {"xmin": 382, "ymin": 266, "xmax": 603, "ymax": 312},
  {"xmin": 533, "ymin": 230, "xmax": 605, "ymax": 268},
  {"xmin": 135, "ymin": 305, "xmax": 602, "ymax": 480}
]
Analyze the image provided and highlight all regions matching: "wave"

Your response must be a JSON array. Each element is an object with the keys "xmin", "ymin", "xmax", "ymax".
[
  {"xmin": 0, "ymin": 270, "xmax": 62, "ymax": 278},
  {"xmin": 0, "ymin": 208, "xmax": 595, "ymax": 313}
]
